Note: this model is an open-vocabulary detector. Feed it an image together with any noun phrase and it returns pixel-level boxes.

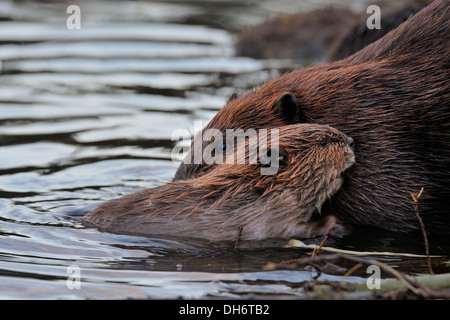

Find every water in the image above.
[0,0,448,300]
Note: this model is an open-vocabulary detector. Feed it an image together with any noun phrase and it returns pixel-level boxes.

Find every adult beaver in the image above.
[327,0,430,61]
[235,1,430,63]
[235,6,360,63]
[80,124,355,241]
[174,0,450,235]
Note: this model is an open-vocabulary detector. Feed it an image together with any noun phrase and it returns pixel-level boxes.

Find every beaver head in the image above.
[173,91,306,181]
[81,123,355,240]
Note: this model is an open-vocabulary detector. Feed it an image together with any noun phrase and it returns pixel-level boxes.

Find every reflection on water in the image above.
[0,0,447,299]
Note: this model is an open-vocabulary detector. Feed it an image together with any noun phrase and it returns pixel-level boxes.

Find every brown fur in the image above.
[235,1,430,63]
[80,124,355,241]
[327,0,430,62]
[235,7,359,62]
[174,0,450,235]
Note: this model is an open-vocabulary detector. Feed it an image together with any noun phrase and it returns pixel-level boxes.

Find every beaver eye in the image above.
[319,139,329,147]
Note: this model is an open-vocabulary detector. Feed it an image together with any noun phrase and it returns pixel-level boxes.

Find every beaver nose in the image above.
[347,136,355,151]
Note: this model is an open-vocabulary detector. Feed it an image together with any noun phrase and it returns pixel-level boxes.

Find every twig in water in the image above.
[288,239,439,258]
[342,262,363,280]
[307,235,329,279]
[411,187,433,274]
[311,235,328,258]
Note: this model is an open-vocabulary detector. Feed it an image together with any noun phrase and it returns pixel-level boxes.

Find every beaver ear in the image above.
[276,93,299,124]
[226,92,238,104]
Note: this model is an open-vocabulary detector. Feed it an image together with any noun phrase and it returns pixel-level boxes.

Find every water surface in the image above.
[0,0,447,300]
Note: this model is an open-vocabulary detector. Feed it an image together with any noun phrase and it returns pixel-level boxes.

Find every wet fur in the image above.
[81,124,355,241]
[174,0,450,235]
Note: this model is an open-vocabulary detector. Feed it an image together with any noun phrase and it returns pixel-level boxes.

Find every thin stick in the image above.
[342,262,363,280]
[311,235,328,258]
[411,187,433,274]
[288,239,440,258]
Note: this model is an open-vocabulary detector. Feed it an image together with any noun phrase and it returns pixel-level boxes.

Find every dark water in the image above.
[0,0,448,300]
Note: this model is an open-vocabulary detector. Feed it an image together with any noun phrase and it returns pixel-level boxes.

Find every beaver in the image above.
[235,1,430,63]
[174,0,450,235]
[327,0,430,62]
[235,7,360,63]
[80,124,355,241]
